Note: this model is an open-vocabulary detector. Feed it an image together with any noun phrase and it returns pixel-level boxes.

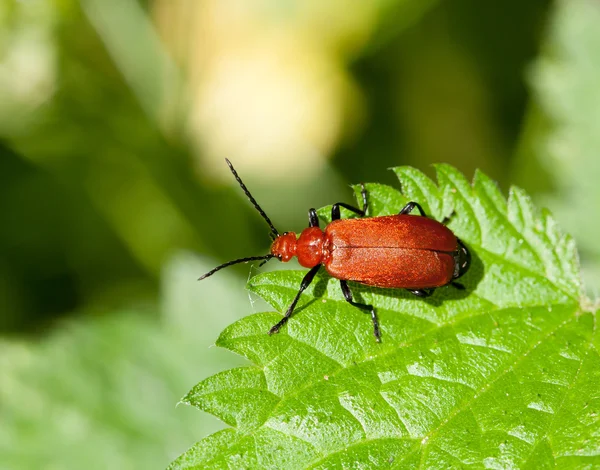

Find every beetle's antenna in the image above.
[198,254,275,281]
[225,159,280,240]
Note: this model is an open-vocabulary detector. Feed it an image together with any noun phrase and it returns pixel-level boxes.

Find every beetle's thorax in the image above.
[270,227,326,267]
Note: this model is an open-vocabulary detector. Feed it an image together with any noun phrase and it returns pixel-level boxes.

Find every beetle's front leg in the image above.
[269,265,321,335]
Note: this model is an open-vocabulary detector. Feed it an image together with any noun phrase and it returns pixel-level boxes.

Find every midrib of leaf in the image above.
[247,303,575,417]
[171,165,595,469]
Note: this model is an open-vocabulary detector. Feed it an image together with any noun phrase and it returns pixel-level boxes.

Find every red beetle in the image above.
[200,160,471,342]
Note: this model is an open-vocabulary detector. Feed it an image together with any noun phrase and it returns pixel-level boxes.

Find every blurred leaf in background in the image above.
[334,0,551,187]
[0,253,247,469]
[516,0,600,294]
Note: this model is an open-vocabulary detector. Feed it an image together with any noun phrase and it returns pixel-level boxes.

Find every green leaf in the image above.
[170,166,598,469]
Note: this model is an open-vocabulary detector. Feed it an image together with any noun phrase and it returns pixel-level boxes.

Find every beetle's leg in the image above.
[308,208,319,227]
[407,288,434,297]
[332,183,368,220]
[451,282,465,290]
[332,203,363,220]
[340,280,380,342]
[358,183,368,213]
[269,265,321,336]
[399,201,427,217]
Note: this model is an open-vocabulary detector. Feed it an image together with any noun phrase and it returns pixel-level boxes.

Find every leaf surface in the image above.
[171,166,599,469]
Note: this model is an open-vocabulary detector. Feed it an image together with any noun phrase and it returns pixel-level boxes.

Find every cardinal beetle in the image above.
[199,159,471,342]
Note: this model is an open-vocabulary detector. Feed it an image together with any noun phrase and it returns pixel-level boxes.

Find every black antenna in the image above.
[225,158,280,240]
[198,254,275,281]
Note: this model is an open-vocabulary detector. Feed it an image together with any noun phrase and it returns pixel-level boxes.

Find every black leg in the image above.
[340,280,380,342]
[451,282,465,290]
[440,208,460,225]
[332,184,368,221]
[308,208,319,227]
[399,201,427,217]
[269,265,321,335]
[407,288,434,298]
[358,183,368,214]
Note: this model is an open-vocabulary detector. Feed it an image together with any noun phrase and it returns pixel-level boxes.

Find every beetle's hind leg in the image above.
[401,201,457,225]
[340,280,380,342]
[332,183,368,220]
[407,288,434,297]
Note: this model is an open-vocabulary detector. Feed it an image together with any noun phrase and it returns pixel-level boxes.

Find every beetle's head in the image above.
[270,232,297,262]
[453,239,471,280]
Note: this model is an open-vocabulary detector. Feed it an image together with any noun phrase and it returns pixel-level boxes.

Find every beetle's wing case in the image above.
[324,214,457,289]
[326,214,457,250]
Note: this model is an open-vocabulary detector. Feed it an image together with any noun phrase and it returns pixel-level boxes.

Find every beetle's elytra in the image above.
[199,160,471,342]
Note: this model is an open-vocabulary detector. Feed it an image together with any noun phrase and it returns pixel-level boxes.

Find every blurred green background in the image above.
[1,0,599,468]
